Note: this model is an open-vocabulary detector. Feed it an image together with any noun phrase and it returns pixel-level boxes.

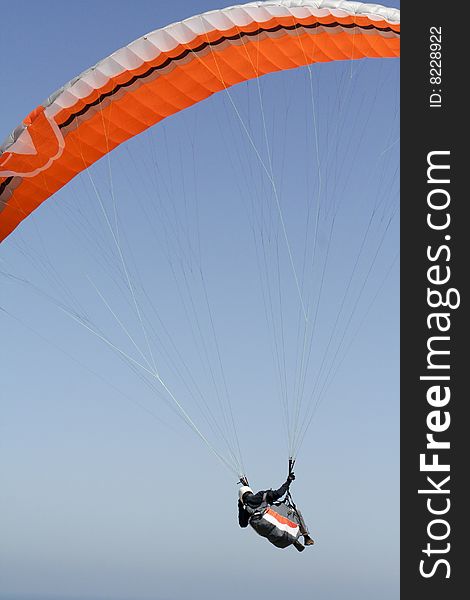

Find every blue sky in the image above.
[1,2,400,599]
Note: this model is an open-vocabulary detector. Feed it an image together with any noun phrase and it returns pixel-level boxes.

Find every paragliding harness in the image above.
[240,459,302,549]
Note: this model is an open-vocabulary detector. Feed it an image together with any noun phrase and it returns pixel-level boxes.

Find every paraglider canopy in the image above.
[0,0,399,242]
[1,0,399,483]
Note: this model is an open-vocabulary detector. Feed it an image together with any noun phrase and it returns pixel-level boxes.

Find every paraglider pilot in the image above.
[238,470,314,552]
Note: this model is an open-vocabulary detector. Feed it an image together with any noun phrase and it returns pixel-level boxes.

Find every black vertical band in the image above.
[401,2,465,598]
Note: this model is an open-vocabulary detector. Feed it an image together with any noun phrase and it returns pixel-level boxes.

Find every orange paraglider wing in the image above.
[0,0,399,242]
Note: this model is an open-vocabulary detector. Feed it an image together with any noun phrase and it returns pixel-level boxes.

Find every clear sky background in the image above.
[1,2,400,599]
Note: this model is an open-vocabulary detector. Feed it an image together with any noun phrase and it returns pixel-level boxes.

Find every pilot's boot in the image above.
[294,539,305,552]
[304,535,315,546]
